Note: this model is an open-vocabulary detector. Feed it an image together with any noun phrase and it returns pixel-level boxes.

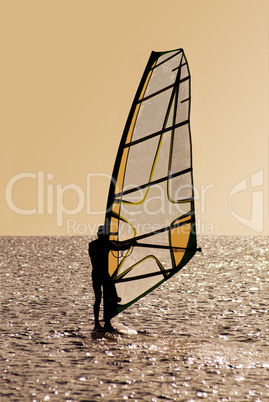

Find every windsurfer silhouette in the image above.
[88,225,135,332]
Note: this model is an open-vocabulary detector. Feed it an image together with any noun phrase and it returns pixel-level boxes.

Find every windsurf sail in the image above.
[104,48,199,317]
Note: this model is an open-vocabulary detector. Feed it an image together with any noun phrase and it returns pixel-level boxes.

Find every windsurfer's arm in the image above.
[110,239,137,251]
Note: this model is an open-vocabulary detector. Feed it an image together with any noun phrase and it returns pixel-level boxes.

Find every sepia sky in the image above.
[1,0,268,236]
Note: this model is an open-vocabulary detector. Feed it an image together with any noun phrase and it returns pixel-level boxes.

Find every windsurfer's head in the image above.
[97,225,107,237]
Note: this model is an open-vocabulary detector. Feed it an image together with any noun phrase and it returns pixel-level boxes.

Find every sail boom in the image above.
[130,217,193,242]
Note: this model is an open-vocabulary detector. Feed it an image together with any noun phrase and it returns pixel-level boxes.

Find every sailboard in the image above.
[104,48,199,318]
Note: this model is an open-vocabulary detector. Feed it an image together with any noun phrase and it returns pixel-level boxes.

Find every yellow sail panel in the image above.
[108,215,119,276]
[170,215,191,267]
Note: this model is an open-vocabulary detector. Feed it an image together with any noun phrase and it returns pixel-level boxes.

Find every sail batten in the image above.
[153,50,183,69]
[114,168,193,198]
[137,83,176,104]
[130,218,193,242]
[124,119,190,148]
[104,48,198,317]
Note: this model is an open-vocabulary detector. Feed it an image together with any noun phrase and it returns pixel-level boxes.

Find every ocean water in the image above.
[1,235,268,401]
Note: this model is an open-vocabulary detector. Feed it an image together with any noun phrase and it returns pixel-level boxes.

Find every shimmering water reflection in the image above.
[1,236,268,401]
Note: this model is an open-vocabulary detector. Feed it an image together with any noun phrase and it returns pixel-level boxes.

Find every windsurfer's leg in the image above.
[103,281,116,332]
[92,278,102,329]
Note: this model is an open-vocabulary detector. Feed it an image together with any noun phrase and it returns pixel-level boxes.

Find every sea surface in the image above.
[1,235,268,401]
